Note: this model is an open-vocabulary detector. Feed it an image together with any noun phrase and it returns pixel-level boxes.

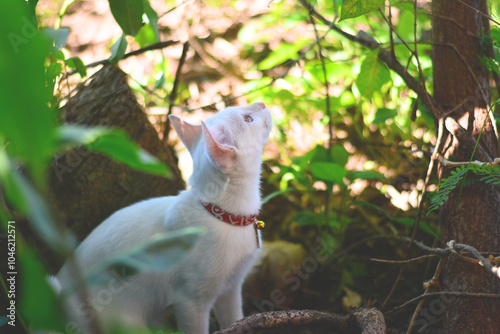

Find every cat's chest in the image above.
[209,221,260,276]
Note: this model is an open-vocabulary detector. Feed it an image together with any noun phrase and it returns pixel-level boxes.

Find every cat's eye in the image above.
[242,114,253,123]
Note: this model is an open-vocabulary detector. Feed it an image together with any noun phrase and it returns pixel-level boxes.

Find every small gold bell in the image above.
[256,220,265,230]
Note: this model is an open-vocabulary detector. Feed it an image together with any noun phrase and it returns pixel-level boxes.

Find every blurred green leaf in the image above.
[340,0,385,21]
[312,145,349,167]
[108,0,144,36]
[357,49,391,99]
[135,23,158,47]
[0,147,61,249]
[65,56,87,77]
[0,0,54,186]
[372,108,398,124]
[57,125,171,176]
[19,248,65,331]
[310,162,347,184]
[109,34,128,64]
[143,0,159,42]
[292,211,323,226]
[258,41,308,70]
[331,145,350,167]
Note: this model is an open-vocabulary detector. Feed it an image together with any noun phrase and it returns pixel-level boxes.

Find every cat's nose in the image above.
[252,102,266,109]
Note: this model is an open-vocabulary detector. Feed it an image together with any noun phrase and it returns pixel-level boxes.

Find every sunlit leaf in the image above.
[357,49,391,99]
[340,0,385,21]
[108,0,144,36]
[135,23,158,47]
[143,0,159,42]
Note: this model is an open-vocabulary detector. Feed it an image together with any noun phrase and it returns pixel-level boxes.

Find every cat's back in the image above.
[58,195,178,284]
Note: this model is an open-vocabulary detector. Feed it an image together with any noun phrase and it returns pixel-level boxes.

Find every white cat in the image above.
[54,102,272,333]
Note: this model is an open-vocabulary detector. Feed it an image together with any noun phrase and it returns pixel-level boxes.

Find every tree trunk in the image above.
[432,0,500,333]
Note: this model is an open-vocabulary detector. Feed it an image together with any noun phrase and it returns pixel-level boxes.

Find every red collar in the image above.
[202,202,258,226]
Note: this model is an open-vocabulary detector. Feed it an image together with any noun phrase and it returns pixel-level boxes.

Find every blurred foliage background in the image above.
[1,0,500,333]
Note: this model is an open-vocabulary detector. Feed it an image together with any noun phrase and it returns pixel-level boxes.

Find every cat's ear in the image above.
[169,115,202,152]
[201,121,238,172]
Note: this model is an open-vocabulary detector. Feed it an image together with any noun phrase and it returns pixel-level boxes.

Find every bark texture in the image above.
[49,64,185,245]
[432,0,500,333]
[214,308,386,334]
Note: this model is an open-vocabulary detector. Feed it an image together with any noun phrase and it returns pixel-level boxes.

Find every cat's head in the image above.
[169,102,272,182]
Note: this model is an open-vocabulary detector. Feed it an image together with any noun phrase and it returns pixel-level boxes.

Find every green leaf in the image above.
[143,0,159,42]
[372,108,398,124]
[310,162,347,184]
[258,41,308,70]
[135,23,158,47]
[340,0,385,21]
[88,228,203,285]
[28,0,39,9]
[19,248,65,331]
[65,56,87,77]
[350,170,386,180]
[311,145,349,167]
[356,49,391,99]
[57,125,171,176]
[109,34,128,64]
[0,150,61,249]
[331,145,350,167]
[108,0,144,36]
[292,211,323,226]
[0,1,54,186]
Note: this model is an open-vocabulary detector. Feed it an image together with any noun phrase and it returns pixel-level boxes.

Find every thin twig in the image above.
[381,118,445,309]
[308,7,333,233]
[64,40,180,78]
[378,7,414,55]
[436,154,500,167]
[454,0,500,26]
[158,0,194,18]
[386,291,500,315]
[406,258,445,334]
[371,254,437,264]
[163,42,189,141]
[387,2,395,57]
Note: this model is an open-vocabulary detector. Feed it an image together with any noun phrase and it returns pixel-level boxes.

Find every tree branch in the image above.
[214,308,386,334]
[65,40,180,78]
[163,42,189,141]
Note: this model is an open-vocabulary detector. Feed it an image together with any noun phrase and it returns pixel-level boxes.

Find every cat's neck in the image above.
[190,169,262,216]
